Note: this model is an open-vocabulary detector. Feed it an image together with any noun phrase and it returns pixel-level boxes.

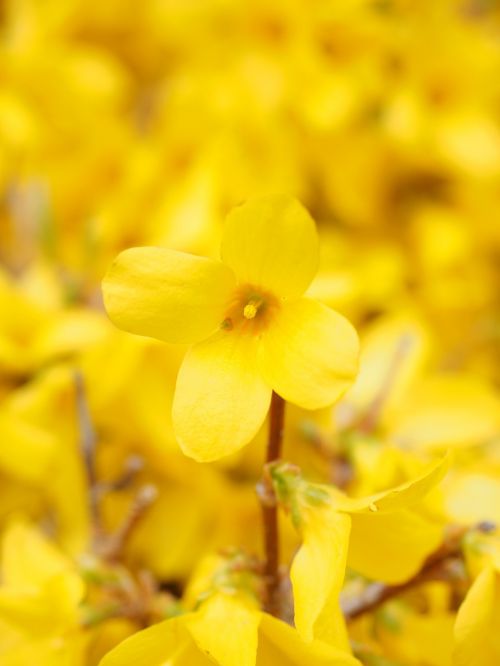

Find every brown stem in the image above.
[96,455,144,496]
[266,392,286,464]
[98,485,158,563]
[260,392,285,617]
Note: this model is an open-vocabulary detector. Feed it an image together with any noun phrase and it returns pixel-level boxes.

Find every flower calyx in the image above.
[268,461,331,529]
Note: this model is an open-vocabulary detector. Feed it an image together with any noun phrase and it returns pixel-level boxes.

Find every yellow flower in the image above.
[454,535,500,665]
[388,373,500,452]
[99,590,360,666]
[0,262,109,378]
[103,194,359,461]
[0,520,86,662]
[274,455,449,646]
[373,602,455,666]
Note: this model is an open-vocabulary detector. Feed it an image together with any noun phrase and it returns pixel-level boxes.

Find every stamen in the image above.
[243,302,259,319]
[221,287,274,331]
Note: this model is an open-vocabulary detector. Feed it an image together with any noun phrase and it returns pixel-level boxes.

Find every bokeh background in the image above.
[1,1,500,664]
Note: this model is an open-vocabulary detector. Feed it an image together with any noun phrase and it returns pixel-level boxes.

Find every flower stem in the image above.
[261,391,285,617]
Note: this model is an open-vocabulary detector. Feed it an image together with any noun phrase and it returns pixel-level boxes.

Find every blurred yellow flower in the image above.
[0,520,86,663]
[1,0,499,663]
[454,534,500,665]
[103,194,359,461]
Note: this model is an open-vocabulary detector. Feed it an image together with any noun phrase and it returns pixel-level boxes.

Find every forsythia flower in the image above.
[271,455,449,647]
[103,194,359,461]
[0,520,85,663]
[99,590,361,666]
[454,533,500,665]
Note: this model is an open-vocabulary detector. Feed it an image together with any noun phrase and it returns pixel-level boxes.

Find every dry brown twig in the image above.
[74,371,161,625]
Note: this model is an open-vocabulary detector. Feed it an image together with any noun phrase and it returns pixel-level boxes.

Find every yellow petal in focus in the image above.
[259,298,359,410]
[187,593,259,666]
[102,247,236,344]
[99,616,194,666]
[258,613,360,665]
[172,331,271,461]
[332,454,449,514]
[221,194,319,299]
[312,592,352,654]
[291,508,351,647]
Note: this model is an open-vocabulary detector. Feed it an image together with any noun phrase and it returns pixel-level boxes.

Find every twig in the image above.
[97,455,145,495]
[358,333,413,434]
[259,392,286,617]
[98,484,158,563]
[74,371,156,560]
[74,370,102,540]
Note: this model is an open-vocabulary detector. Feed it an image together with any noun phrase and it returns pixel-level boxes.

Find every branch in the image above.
[74,370,102,539]
[99,484,158,562]
[358,333,414,434]
[259,392,286,617]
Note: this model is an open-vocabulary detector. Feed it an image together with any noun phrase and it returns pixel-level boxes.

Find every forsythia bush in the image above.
[1,1,500,665]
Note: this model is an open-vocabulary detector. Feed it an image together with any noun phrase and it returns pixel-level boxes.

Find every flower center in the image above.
[243,298,263,320]
[221,286,279,334]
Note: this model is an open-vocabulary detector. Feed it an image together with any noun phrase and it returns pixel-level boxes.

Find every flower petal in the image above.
[258,614,360,666]
[331,454,449,514]
[172,331,271,461]
[445,474,500,526]
[99,616,195,666]
[2,521,77,591]
[221,195,319,298]
[454,566,500,665]
[258,298,359,410]
[0,413,56,482]
[291,508,351,648]
[341,313,431,421]
[103,247,236,344]
[187,593,259,666]
[348,509,442,584]
[389,374,500,451]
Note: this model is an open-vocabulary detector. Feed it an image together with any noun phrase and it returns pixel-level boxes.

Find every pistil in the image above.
[243,298,263,320]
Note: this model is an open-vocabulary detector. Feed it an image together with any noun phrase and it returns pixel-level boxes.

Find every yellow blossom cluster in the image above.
[1,1,500,665]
